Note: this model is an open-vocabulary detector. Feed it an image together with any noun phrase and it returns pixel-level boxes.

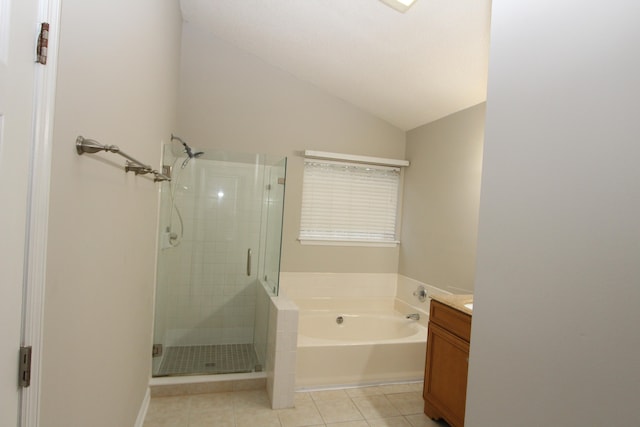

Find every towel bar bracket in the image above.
[76,135,170,182]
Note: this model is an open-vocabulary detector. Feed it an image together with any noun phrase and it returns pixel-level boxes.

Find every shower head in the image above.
[171,134,205,167]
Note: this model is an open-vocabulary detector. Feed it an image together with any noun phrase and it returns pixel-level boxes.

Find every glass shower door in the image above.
[253,157,287,368]
[152,147,285,377]
[262,157,287,295]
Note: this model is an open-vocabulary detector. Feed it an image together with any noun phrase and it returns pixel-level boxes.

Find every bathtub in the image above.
[295,304,428,388]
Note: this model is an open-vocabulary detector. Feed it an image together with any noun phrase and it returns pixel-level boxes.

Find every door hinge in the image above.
[36,23,49,65]
[19,346,32,388]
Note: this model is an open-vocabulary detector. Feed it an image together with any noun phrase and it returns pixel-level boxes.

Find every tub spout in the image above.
[406,313,420,321]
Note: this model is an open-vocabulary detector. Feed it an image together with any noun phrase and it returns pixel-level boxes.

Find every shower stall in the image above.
[152,140,286,377]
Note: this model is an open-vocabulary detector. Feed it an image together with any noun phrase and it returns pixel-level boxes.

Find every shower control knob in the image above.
[413,286,427,302]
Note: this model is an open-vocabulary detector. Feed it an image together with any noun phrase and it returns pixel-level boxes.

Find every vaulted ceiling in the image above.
[180,0,491,130]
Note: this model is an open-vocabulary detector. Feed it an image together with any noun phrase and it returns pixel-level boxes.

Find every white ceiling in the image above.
[179,0,491,131]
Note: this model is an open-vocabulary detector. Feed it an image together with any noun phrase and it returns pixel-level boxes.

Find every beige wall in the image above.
[177,24,406,273]
[399,104,485,293]
[466,1,640,426]
[41,1,182,426]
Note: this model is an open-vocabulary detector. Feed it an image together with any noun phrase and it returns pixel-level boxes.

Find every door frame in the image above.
[19,0,60,425]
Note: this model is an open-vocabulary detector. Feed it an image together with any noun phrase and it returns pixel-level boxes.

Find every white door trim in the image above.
[20,0,60,425]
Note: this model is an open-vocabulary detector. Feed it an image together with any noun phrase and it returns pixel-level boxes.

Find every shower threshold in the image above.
[155,343,260,377]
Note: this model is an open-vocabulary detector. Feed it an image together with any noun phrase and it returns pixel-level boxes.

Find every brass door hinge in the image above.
[19,346,32,388]
[37,23,49,65]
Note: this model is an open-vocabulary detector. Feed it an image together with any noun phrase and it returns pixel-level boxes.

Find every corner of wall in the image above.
[398,103,486,294]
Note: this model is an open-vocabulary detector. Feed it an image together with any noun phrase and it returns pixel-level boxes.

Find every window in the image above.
[299,153,406,246]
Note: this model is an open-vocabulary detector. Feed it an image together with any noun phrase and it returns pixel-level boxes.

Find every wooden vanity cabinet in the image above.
[423,300,472,427]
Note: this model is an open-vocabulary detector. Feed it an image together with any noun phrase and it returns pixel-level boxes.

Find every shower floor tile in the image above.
[156,344,258,376]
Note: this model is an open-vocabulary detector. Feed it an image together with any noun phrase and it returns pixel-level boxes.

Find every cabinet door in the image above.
[423,322,470,427]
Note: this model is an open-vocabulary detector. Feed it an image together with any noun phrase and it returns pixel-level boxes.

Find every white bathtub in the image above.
[295,306,428,388]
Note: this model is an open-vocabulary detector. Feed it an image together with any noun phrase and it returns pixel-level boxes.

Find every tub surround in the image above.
[279,272,398,299]
[279,272,469,389]
[293,297,395,312]
[283,273,431,389]
[396,275,456,323]
[279,273,457,338]
[280,272,454,305]
[430,293,473,316]
[278,273,470,332]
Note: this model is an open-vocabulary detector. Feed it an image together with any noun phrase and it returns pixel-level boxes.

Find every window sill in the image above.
[298,238,400,248]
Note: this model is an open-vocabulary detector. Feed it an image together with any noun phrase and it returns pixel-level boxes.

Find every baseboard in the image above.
[134,387,151,427]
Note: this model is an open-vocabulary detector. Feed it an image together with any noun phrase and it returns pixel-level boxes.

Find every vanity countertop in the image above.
[430,293,473,316]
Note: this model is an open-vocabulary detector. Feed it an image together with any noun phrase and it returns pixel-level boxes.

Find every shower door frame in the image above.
[153,153,274,377]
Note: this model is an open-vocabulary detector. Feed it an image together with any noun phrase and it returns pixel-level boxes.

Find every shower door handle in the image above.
[246,248,252,277]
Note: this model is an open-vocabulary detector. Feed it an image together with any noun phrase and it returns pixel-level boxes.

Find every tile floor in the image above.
[144,382,450,427]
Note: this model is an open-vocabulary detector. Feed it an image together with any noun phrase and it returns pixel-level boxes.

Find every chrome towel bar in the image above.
[75,136,170,182]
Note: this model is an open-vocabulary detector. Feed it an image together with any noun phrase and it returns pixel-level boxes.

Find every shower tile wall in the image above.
[160,160,264,348]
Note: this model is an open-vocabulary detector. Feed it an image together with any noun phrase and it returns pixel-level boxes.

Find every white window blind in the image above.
[300,159,401,244]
